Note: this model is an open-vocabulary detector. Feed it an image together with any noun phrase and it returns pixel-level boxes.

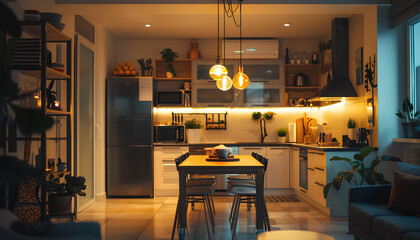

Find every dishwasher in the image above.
[188,145,239,191]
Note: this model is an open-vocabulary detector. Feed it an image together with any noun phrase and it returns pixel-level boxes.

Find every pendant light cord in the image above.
[239,1,242,67]
[223,3,226,63]
[217,0,220,63]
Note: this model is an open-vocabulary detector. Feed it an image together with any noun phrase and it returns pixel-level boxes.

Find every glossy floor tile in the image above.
[78,195,354,240]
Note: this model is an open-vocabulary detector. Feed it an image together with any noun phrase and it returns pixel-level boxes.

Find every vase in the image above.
[166,72,173,78]
[187,129,201,143]
[348,128,357,140]
[187,41,201,59]
[278,136,287,143]
[409,123,420,138]
[402,122,412,138]
[48,195,72,215]
[141,69,152,77]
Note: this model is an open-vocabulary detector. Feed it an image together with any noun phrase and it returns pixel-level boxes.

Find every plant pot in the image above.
[278,136,287,143]
[187,129,201,143]
[141,69,153,77]
[48,195,72,216]
[409,123,420,138]
[348,128,357,140]
[166,72,173,78]
[402,122,412,138]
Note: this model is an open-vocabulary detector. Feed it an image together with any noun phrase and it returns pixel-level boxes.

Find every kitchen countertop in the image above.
[153,142,376,152]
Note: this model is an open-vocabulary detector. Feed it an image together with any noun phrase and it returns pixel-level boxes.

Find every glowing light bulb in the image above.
[233,66,249,90]
[216,75,233,91]
[209,64,228,80]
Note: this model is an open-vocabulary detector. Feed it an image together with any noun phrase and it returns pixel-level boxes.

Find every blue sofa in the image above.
[348,163,420,240]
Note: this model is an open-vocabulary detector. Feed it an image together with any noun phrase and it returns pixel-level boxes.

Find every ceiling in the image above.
[57,4,374,40]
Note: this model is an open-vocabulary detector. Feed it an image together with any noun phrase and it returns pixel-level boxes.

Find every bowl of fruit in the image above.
[112,62,138,77]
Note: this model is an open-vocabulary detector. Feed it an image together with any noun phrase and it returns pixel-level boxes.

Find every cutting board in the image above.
[296,117,317,143]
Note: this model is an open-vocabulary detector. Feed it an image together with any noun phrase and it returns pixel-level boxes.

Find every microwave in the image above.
[156,90,184,106]
[154,125,185,143]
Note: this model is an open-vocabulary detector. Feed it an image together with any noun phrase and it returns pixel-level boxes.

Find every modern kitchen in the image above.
[2,0,418,240]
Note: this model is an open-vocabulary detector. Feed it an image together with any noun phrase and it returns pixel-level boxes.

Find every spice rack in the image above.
[205,113,227,130]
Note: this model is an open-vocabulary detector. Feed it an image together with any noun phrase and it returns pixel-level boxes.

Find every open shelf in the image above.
[21,21,71,42]
[154,59,192,79]
[393,138,420,144]
[46,109,70,116]
[154,77,192,81]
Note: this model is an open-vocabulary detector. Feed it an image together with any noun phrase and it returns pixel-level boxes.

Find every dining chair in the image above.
[228,156,271,239]
[227,152,260,181]
[171,155,216,240]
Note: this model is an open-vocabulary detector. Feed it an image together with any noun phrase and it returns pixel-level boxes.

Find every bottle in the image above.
[312,52,318,64]
[285,48,290,64]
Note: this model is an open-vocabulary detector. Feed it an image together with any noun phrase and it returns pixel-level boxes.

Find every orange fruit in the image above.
[126,62,132,66]
[119,62,125,67]
[122,66,129,70]
[116,66,122,71]
[129,66,134,70]
[124,70,131,75]
[118,70,124,75]
[131,70,137,76]
[112,70,118,76]
[112,66,118,71]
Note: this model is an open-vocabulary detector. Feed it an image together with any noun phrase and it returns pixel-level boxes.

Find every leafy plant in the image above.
[159,48,178,77]
[251,112,262,121]
[396,97,419,124]
[323,146,401,198]
[263,111,276,121]
[347,118,356,128]
[184,118,203,129]
[137,58,153,70]
[47,174,86,197]
[276,128,287,137]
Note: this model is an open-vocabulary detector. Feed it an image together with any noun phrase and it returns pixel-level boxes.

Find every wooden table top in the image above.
[257,230,335,240]
[179,155,264,168]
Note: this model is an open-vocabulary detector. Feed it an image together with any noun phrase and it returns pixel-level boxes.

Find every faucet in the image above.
[260,118,267,143]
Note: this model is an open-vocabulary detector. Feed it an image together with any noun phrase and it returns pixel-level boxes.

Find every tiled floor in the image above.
[78,195,353,240]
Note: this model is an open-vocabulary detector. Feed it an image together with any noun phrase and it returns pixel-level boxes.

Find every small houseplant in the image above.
[347,118,357,140]
[137,58,153,77]
[47,174,86,215]
[323,146,400,198]
[159,48,178,78]
[251,112,262,122]
[184,118,203,143]
[263,111,276,122]
[396,97,420,138]
[277,128,287,143]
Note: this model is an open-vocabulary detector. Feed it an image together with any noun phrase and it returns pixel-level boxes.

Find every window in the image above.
[409,19,420,111]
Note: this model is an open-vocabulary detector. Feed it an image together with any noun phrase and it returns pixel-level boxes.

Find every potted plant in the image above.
[251,112,262,122]
[47,174,86,215]
[323,146,400,198]
[277,128,287,143]
[396,97,420,138]
[347,118,357,140]
[184,118,203,143]
[263,111,276,122]
[137,58,153,77]
[159,48,178,78]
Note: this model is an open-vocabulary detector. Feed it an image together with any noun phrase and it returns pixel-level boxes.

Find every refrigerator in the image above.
[106,77,154,197]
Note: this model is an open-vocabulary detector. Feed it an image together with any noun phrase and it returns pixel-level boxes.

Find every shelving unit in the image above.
[284,63,321,105]
[9,20,73,221]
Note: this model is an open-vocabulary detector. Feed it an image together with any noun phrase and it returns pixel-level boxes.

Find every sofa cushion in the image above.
[387,171,420,216]
[372,216,420,240]
[402,232,420,240]
[349,203,400,231]
[398,162,420,176]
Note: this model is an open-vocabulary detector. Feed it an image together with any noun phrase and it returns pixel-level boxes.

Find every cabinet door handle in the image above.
[269,147,287,150]
[315,182,325,187]
[314,166,325,171]
[307,167,314,171]
[243,147,263,150]
[207,105,224,107]
[308,151,324,155]
[251,104,269,107]
[162,147,183,150]
[299,189,307,193]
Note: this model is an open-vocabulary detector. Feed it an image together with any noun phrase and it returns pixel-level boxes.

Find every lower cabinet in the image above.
[290,147,300,190]
[307,150,326,206]
[154,146,188,196]
[239,146,289,189]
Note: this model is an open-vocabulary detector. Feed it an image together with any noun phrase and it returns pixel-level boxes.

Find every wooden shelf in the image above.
[393,138,420,144]
[154,78,192,81]
[285,64,321,67]
[21,22,71,42]
[13,67,70,80]
[154,59,192,79]
[46,109,70,116]
[286,86,319,91]
[46,171,71,179]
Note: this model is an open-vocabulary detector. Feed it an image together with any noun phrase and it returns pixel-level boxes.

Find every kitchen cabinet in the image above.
[239,146,289,188]
[265,147,289,188]
[307,150,326,206]
[154,146,188,196]
[290,147,300,190]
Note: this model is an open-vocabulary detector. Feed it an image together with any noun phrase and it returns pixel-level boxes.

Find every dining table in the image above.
[177,154,265,238]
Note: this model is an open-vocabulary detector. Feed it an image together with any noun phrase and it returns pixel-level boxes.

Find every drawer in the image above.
[308,150,326,168]
[162,171,179,184]
[314,166,326,184]
[162,159,177,172]
[312,181,327,206]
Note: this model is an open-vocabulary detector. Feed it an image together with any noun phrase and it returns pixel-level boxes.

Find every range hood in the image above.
[310,18,358,102]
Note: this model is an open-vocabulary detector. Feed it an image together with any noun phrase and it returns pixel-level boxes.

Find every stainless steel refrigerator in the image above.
[106,77,153,197]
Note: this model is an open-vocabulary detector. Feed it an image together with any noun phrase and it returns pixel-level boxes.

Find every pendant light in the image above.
[232,0,249,90]
[209,0,228,81]
[217,0,233,91]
